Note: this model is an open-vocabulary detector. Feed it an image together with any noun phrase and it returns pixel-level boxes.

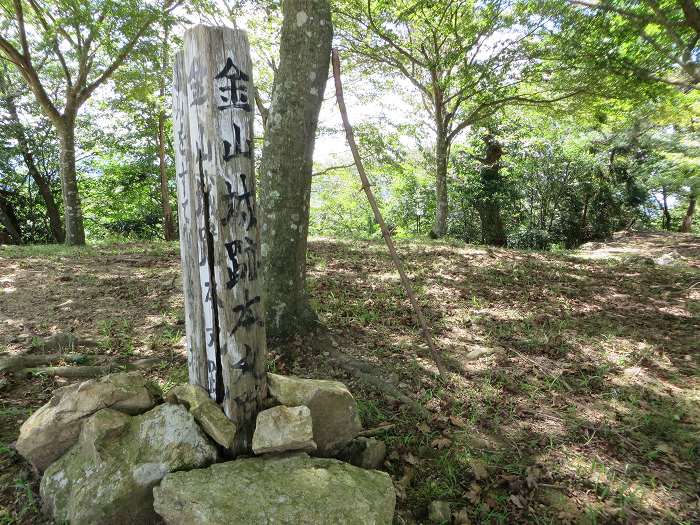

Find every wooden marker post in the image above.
[173,25,267,452]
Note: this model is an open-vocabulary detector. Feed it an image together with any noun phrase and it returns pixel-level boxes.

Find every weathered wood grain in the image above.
[173,50,208,390]
[175,25,267,452]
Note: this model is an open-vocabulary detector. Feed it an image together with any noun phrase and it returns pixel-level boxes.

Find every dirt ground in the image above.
[1,231,698,524]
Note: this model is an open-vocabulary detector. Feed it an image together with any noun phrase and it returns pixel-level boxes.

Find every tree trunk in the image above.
[157,118,175,240]
[158,20,176,241]
[32,168,64,243]
[0,198,21,243]
[478,200,506,246]
[259,0,333,338]
[431,127,449,238]
[56,117,85,245]
[661,186,672,230]
[679,191,696,233]
[477,135,507,246]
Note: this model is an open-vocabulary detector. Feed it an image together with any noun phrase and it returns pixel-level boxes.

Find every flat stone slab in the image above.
[166,384,236,449]
[153,453,396,525]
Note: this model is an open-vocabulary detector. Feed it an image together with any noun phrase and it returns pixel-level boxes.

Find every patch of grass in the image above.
[0,243,96,260]
[160,365,188,393]
[97,318,135,356]
[356,398,387,427]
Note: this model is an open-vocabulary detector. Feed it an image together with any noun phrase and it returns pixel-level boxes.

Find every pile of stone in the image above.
[15,371,394,524]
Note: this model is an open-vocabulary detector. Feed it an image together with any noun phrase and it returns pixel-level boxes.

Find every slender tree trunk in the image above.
[660,186,672,230]
[477,135,506,246]
[157,118,175,240]
[679,191,696,233]
[30,166,64,243]
[56,116,85,245]
[579,193,590,243]
[0,198,21,243]
[431,127,449,238]
[158,20,176,241]
[259,0,333,337]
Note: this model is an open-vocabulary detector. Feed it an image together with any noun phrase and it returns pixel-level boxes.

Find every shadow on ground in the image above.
[0,232,698,524]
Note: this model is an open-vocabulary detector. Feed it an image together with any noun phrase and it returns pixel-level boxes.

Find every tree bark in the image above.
[157,117,175,240]
[158,20,176,241]
[431,127,449,238]
[56,116,85,245]
[660,186,672,230]
[259,0,333,338]
[30,162,64,243]
[679,191,696,232]
[477,135,507,246]
[0,197,21,243]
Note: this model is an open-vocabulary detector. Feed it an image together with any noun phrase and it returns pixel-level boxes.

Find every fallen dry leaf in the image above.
[509,494,526,509]
[466,482,481,504]
[431,436,452,449]
[452,508,472,524]
[404,452,420,465]
[449,415,468,428]
[526,466,540,489]
[417,422,431,434]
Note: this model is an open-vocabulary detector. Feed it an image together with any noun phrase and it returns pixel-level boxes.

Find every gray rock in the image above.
[428,500,452,523]
[338,437,386,470]
[252,405,316,454]
[153,453,395,525]
[40,403,217,525]
[16,372,159,471]
[166,384,236,449]
[654,251,682,266]
[267,373,362,455]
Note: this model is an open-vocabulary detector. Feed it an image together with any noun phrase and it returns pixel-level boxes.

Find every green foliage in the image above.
[0,0,697,249]
[0,68,62,244]
[80,157,166,240]
[509,228,552,250]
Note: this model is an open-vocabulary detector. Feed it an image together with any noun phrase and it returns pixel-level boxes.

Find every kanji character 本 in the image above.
[214,57,251,111]
[231,289,261,334]
[222,175,257,231]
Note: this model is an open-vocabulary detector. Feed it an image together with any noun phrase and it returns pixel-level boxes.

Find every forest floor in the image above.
[0,230,698,524]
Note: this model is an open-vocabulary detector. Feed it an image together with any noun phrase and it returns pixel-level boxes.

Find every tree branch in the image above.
[0,35,61,123]
[312,163,355,177]
[77,16,156,106]
[25,0,73,89]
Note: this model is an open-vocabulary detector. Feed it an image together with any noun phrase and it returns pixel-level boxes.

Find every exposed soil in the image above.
[1,231,698,524]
